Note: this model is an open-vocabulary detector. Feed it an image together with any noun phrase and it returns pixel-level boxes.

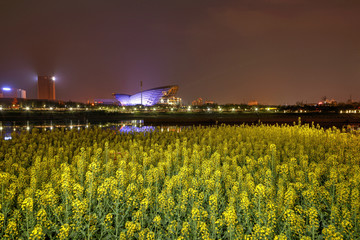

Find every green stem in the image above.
[87,179,93,240]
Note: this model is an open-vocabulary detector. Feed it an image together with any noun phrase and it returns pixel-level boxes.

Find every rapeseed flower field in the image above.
[0,124,359,239]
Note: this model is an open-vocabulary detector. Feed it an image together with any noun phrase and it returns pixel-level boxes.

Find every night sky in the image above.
[0,0,359,104]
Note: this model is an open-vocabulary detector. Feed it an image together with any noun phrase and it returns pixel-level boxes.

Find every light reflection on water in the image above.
[119,125,156,133]
[0,120,182,140]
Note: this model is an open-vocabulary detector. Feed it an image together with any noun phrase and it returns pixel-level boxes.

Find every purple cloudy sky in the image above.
[0,0,359,104]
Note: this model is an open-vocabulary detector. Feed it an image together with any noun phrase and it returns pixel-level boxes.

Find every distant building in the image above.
[18,89,26,98]
[192,98,216,106]
[38,76,55,100]
[318,98,337,106]
[192,98,203,106]
[204,100,215,105]
[248,100,258,106]
[114,85,179,106]
[94,99,120,105]
[159,96,182,105]
[0,87,26,99]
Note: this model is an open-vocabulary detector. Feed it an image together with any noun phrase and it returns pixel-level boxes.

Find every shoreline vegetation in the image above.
[1,111,360,128]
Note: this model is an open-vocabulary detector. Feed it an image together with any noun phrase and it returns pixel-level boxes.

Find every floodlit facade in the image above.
[160,96,182,105]
[38,76,55,100]
[0,87,26,99]
[114,85,179,106]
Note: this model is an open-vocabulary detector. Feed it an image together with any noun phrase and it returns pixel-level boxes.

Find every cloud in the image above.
[208,1,360,37]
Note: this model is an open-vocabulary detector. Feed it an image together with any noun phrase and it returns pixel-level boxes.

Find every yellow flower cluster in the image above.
[57,223,71,240]
[21,197,33,212]
[0,213,4,228]
[0,124,360,238]
[29,224,45,240]
[3,219,18,238]
[323,224,344,240]
[104,213,113,230]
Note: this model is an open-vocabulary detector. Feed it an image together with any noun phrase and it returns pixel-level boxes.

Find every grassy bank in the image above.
[1,110,360,128]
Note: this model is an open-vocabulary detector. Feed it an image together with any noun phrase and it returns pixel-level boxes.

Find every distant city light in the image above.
[52,76,56,81]
[2,87,11,91]
[49,107,53,110]
[25,107,30,111]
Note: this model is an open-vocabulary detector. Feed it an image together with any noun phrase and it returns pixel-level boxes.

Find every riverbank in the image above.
[1,110,360,128]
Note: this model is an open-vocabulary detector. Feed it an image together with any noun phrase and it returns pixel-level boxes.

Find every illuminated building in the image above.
[248,100,258,106]
[0,87,26,99]
[160,96,182,105]
[114,85,179,106]
[38,76,55,100]
[192,98,203,106]
[192,98,215,105]
[94,99,120,105]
